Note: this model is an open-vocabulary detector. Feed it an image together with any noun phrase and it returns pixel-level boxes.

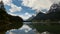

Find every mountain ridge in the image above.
[31,3,60,22]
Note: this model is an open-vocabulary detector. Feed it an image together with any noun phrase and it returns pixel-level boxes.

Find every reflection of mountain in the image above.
[6,25,36,34]
[32,3,60,22]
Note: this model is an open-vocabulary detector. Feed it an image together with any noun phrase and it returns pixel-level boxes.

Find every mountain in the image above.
[32,12,46,21]
[32,2,60,34]
[0,1,23,33]
[48,3,60,21]
[32,2,60,22]
[26,15,35,22]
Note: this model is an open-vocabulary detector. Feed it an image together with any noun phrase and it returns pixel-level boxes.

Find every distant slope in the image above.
[27,15,35,22]
[32,3,60,22]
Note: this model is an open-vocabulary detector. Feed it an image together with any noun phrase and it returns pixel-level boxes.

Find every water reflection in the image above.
[6,22,36,34]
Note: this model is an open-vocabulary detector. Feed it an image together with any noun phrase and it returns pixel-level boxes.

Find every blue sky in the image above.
[2,0,59,20]
[3,0,37,20]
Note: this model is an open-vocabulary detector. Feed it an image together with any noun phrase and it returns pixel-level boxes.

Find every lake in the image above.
[6,22,37,34]
[6,22,51,34]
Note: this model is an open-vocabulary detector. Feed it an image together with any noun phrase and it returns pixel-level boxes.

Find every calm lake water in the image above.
[6,22,36,34]
[6,22,50,34]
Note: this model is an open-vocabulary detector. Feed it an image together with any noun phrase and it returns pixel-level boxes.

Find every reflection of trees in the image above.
[32,23,60,34]
[0,1,23,34]
[32,2,60,34]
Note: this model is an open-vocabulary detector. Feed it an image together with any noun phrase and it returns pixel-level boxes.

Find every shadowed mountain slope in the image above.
[0,1,23,34]
[32,2,60,22]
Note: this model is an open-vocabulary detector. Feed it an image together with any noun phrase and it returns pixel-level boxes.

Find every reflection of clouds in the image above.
[41,31,50,34]
[19,24,32,32]
[6,25,36,34]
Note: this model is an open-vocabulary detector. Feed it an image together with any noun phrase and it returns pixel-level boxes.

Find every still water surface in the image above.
[6,22,36,34]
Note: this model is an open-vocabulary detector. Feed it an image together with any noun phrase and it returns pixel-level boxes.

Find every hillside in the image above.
[0,1,23,33]
[32,3,60,23]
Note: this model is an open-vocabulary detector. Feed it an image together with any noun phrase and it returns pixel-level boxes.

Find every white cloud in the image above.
[7,12,32,20]
[22,0,52,12]
[19,12,32,20]
[3,0,22,12]
[50,0,60,3]
[9,4,22,12]
[8,13,17,16]
[8,12,32,20]
[3,0,12,6]
[0,0,1,1]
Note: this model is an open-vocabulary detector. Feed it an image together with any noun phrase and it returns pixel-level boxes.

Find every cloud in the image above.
[9,12,32,20]
[9,4,22,12]
[0,0,1,1]
[22,0,52,12]
[3,0,22,12]
[3,0,12,6]
[50,0,60,3]
[8,13,17,16]
[3,0,32,20]
[19,12,32,20]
